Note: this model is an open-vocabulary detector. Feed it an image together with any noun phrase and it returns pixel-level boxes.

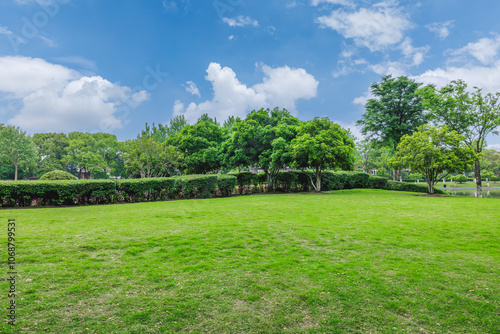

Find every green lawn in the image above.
[1,190,499,333]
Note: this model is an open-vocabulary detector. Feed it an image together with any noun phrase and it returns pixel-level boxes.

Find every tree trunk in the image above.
[14,159,18,181]
[475,160,483,198]
[315,168,321,192]
[265,168,273,191]
[427,180,434,194]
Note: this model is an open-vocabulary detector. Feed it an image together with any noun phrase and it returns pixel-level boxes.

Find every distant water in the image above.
[445,189,500,198]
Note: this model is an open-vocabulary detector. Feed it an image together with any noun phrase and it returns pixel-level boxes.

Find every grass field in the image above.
[1,190,499,333]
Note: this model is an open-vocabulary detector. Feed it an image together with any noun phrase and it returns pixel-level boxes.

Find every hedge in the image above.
[0,175,238,208]
[0,171,446,208]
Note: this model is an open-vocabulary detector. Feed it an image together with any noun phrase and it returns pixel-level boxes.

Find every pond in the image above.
[444,188,500,198]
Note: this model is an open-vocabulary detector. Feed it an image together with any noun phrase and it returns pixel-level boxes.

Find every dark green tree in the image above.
[357,75,428,152]
[291,117,355,191]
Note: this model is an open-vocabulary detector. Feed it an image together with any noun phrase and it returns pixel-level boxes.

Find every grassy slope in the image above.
[0,190,498,333]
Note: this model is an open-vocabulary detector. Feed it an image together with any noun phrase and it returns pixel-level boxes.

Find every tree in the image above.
[0,125,38,180]
[389,125,476,194]
[122,136,183,178]
[32,132,70,176]
[291,117,355,191]
[357,75,428,152]
[222,108,300,188]
[356,140,391,173]
[62,133,122,179]
[166,115,226,174]
[418,80,500,197]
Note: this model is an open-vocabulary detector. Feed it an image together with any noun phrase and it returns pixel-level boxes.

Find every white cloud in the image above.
[448,34,500,66]
[228,35,236,41]
[183,81,200,97]
[0,25,26,46]
[426,21,453,40]
[411,60,500,93]
[316,1,412,52]
[223,16,259,27]
[311,0,354,6]
[173,62,318,123]
[0,56,149,132]
[400,37,429,66]
[334,120,363,140]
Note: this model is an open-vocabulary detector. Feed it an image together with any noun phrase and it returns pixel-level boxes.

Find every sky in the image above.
[1,0,500,148]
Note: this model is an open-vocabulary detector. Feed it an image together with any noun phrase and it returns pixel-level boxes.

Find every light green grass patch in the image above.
[0,189,498,333]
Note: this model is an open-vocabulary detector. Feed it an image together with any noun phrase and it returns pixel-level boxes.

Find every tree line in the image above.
[1,75,500,195]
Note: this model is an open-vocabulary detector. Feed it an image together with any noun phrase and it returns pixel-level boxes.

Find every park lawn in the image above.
[0,189,499,333]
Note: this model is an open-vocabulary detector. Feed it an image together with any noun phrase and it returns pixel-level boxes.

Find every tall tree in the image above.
[357,75,428,151]
[389,125,476,194]
[291,117,355,191]
[0,125,38,180]
[166,115,226,174]
[418,80,500,197]
[32,133,70,176]
[223,108,300,188]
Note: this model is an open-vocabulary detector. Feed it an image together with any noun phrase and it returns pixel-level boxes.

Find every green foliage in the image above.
[455,174,467,183]
[122,136,183,178]
[217,174,237,197]
[389,125,476,194]
[357,75,428,151]
[167,117,227,174]
[0,125,38,180]
[375,167,389,177]
[418,80,500,195]
[175,174,218,199]
[0,174,237,207]
[292,117,355,191]
[40,170,78,181]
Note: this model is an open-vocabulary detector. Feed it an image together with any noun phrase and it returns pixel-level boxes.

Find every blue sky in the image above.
[1,0,500,147]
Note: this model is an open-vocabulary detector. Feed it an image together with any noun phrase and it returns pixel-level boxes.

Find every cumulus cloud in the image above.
[173,62,318,123]
[316,1,412,52]
[223,16,259,27]
[0,56,149,132]
[448,34,500,66]
[426,21,453,40]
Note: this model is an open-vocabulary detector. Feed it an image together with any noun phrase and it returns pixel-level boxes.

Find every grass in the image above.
[1,189,499,333]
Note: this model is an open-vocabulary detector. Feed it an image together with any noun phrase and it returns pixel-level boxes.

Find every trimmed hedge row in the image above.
[0,171,445,208]
[0,175,237,208]
[229,171,445,195]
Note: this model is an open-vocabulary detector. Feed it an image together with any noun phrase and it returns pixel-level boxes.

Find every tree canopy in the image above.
[357,75,428,152]
[389,125,476,194]
[418,80,500,197]
[0,125,38,181]
[292,117,355,191]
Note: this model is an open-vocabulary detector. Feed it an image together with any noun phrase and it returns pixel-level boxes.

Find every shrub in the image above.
[118,178,176,202]
[217,175,237,197]
[455,175,467,184]
[40,170,77,181]
[367,176,389,189]
[28,176,40,181]
[174,175,218,199]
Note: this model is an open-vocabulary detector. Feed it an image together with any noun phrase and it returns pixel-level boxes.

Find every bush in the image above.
[455,175,467,183]
[28,176,40,181]
[175,175,218,199]
[40,170,78,181]
[217,175,237,197]
[367,176,389,189]
[0,180,116,207]
[118,178,176,202]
